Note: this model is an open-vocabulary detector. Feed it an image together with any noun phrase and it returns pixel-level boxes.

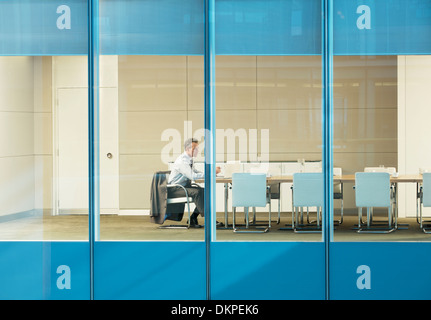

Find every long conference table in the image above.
[197,174,424,231]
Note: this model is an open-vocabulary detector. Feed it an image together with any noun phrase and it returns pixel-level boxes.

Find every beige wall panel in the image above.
[334,108,397,153]
[189,110,258,162]
[34,155,53,210]
[118,55,187,111]
[0,156,34,215]
[120,154,167,209]
[333,152,398,175]
[257,109,321,154]
[268,153,322,162]
[217,109,257,130]
[257,56,321,110]
[216,110,257,161]
[0,57,34,112]
[34,113,52,155]
[100,55,118,88]
[119,111,187,154]
[0,112,34,157]
[398,56,431,217]
[404,55,431,172]
[187,56,204,111]
[184,111,205,161]
[53,56,87,88]
[187,110,204,132]
[333,56,397,110]
[215,56,256,110]
[33,56,52,113]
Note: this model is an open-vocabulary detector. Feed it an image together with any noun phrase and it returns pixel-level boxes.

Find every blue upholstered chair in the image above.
[291,172,323,233]
[232,173,271,233]
[420,172,431,233]
[354,172,395,233]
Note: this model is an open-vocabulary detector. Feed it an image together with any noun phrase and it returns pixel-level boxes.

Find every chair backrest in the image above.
[292,172,323,207]
[423,173,431,207]
[355,172,390,207]
[232,173,267,208]
[333,168,342,193]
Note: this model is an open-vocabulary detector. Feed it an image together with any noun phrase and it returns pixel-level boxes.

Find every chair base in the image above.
[421,221,431,233]
[355,220,395,233]
[294,226,321,233]
[233,226,270,233]
[158,224,190,229]
[232,206,271,233]
[357,227,396,234]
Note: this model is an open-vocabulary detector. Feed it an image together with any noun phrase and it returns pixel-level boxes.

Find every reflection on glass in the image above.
[214,55,322,241]
[98,55,205,241]
[98,0,205,241]
[332,55,431,242]
[0,56,89,240]
[213,0,323,241]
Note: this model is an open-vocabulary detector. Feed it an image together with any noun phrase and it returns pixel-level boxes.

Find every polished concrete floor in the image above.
[0,210,430,242]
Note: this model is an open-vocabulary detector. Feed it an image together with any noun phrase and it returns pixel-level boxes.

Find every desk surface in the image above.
[334,174,422,183]
[203,174,423,184]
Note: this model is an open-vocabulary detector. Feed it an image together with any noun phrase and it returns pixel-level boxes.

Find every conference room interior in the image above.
[1,52,430,242]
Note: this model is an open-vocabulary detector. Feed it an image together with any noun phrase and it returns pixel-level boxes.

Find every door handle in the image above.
[107,153,113,159]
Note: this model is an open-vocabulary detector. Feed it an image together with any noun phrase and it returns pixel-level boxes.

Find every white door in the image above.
[99,87,119,213]
[56,87,119,214]
[57,88,88,213]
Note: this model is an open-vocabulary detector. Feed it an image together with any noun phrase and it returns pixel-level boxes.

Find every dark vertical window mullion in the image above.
[204,0,216,300]
[88,0,100,301]
[322,0,334,300]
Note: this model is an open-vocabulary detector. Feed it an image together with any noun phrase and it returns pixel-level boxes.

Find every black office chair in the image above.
[333,167,344,225]
[150,171,195,229]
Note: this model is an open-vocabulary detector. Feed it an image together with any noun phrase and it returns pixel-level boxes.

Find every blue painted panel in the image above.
[330,242,431,300]
[99,0,204,55]
[94,241,206,300]
[0,242,90,300]
[211,242,325,300]
[333,0,431,55]
[3,0,431,56]
[215,0,321,55]
[0,0,88,55]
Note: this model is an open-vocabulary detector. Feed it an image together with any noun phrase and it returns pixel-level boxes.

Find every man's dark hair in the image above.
[184,138,198,151]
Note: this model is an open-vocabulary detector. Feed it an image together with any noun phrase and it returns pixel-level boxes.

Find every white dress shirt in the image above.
[168,152,204,186]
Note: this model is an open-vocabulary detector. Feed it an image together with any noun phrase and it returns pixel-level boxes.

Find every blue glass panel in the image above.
[94,242,206,300]
[0,0,88,55]
[0,242,90,300]
[99,0,204,55]
[330,243,431,300]
[3,0,431,56]
[211,242,325,299]
[334,0,431,55]
[215,0,321,55]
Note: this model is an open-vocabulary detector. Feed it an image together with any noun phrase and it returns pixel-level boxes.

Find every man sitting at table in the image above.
[168,138,221,227]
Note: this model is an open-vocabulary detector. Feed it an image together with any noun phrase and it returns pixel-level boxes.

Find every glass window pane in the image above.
[98,0,205,241]
[0,2,88,241]
[214,0,323,241]
[0,0,90,300]
[332,1,431,242]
